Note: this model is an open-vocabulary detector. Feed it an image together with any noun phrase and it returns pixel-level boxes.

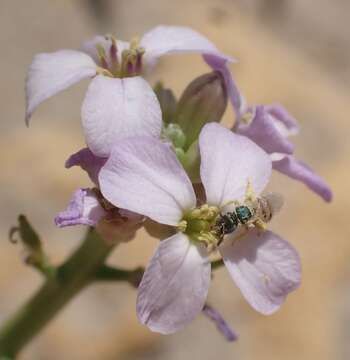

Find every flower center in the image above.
[96,35,145,78]
[178,204,220,247]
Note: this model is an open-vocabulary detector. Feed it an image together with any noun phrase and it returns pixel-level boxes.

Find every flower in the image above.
[98,123,301,334]
[235,104,333,202]
[55,188,144,243]
[25,26,233,157]
[58,148,144,242]
[55,188,106,227]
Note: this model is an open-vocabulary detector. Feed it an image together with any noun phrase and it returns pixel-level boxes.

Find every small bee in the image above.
[214,192,284,242]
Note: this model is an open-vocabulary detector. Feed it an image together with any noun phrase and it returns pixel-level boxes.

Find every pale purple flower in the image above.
[98,123,301,334]
[25,25,232,157]
[235,104,332,202]
[55,188,106,227]
[55,188,144,243]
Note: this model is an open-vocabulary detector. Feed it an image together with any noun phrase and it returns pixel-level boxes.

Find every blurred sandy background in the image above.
[0,0,349,358]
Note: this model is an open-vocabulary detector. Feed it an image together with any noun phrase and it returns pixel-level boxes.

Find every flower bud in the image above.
[17,215,42,253]
[9,215,55,278]
[175,71,228,149]
[162,123,186,149]
[154,82,177,124]
[179,140,201,183]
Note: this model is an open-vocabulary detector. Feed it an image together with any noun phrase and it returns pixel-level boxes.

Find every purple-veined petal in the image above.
[220,230,301,315]
[137,233,211,334]
[203,54,244,119]
[99,137,196,226]
[65,148,107,186]
[140,25,233,68]
[236,106,294,155]
[81,35,130,67]
[265,103,299,136]
[272,155,332,202]
[199,123,272,207]
[55,188,106,227]
[82,75,162,157]
[202,304,238,342]
[25,50,97,124]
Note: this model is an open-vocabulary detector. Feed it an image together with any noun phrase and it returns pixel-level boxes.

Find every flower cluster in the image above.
[26,25,331,339]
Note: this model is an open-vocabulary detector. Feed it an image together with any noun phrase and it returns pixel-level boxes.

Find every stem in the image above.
[211,259,224,270]
[0,229,114,358]
[95,265,144,287]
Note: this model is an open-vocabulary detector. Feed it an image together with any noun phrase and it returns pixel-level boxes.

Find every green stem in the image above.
[95,265,144,287]
[211,259,224,270]
[0,229,114,358]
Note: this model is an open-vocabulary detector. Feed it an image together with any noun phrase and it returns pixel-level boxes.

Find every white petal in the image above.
[140,25,232,67]
[137,233,211,334]
[99,137,196,226]
[199,123,272,207]
[81,75,162,157]
[220,230,301,314]
[25,50,97,124]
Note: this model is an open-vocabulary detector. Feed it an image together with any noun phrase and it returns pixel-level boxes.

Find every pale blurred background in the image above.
[0,0,349,359]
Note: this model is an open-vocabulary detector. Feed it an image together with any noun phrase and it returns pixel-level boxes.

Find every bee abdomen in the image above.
[216,212,239,235]
[255,197,272,222]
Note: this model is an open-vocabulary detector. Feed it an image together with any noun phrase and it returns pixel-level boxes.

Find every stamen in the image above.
[121,49,130,76]
[180,205,220,248]
[126,59,135,76]
[109,36,119,75]
[96,44,109,70]
[130,36,140,49]
[135,47,145,74]
[177,220,187,232]
[96,35,144,78]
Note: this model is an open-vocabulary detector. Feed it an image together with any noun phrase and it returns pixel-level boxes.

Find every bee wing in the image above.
[264,192,284,215]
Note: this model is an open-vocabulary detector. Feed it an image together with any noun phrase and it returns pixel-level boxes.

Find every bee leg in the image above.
[244,179,256,202]
[221,200,239,208]
[254,219,267,232]
[206,243,215,253]
[217,235,224,246]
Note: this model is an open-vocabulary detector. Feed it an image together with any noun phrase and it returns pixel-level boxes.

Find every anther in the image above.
[130,36,140,49]
[96,44,109,70]
[109,36,119,75]
[135,47,145,74]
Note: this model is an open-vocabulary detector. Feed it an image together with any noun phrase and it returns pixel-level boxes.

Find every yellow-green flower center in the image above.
[96,35,145,78]
[178,204,220,247]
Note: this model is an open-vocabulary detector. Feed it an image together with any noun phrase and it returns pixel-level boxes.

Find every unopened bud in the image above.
[17,215,42,253]
[154,82,177,124]
[178,140,201,183]
[163,123,186,149]
[9,215,57,278]
[175,71,227,149]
